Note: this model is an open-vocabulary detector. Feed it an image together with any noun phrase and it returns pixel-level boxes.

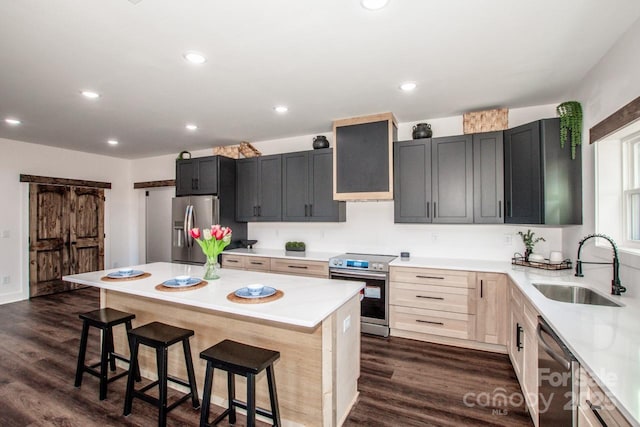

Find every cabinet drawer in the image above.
[245,256,270,272]
[390,266,475,288]
[579,367,632,427]
[390,305,475,340]
[270,258,328,277]
[221,254,246,269]
[390,282,472,314]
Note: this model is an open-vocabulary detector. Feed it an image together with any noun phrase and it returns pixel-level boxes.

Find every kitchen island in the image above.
[63,262,364,427]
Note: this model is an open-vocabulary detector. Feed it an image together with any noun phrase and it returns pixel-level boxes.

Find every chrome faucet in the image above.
[575,233,626,295]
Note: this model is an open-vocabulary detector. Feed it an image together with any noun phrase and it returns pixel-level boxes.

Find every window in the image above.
[623,133,640,245]
[595,120,640,254]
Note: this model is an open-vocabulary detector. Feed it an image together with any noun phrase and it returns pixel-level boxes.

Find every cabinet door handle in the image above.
[304,204,308,217]
[250,261,264,265]
[426,201,430,218]
[194,178,199,189]
[416,319,444,326]
[480,279,484,298]
[433,201,437,218]
[586,400,609,427]
[506,200,512,218]
[253,206,257,216]
[288,265,308,269]
[309,204,313,217]
[498,201,502,218]
[192,178,196,190]
[416,295,444,300]
[258,206,262,216]
[516,323,524,351]
[227,259,239,263]
[416,275,444,280]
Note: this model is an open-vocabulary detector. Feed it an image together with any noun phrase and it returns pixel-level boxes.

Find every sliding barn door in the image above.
[29,184,104,297]
[70,187,105,274]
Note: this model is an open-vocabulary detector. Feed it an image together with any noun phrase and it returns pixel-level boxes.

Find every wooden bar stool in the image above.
[123,321,200,427]
[199,339,281,427]
[74,307,139,400]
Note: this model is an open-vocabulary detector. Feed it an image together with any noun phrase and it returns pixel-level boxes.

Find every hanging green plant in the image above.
[556,101,583,160]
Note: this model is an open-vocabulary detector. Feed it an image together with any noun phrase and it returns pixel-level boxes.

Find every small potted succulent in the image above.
[285,241,306,252]
[518,229,545,262]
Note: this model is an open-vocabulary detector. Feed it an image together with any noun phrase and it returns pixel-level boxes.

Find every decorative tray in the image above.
[511,256,573,271]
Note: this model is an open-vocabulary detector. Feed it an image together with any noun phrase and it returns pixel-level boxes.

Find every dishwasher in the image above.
[537,317,579,426]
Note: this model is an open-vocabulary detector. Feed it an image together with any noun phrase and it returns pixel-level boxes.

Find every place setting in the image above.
[155,275,208,292]
[101,267,151,282]
[226,284,284,304]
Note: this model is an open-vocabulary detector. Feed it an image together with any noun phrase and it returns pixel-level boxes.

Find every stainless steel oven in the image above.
[329,253,396,337]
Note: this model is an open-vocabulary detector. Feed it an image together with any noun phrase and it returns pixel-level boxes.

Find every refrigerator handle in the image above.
[187,205,195,247]
[183,205,190,248]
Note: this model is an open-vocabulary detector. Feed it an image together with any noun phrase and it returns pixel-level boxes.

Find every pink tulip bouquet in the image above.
[189,225,232,279]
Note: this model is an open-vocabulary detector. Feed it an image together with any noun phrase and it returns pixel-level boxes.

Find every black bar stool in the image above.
[199,339,281,427]
[123,321,200,427]
[74,307,139,400]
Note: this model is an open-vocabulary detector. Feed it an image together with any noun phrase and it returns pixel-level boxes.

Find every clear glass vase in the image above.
[203,256,220,280]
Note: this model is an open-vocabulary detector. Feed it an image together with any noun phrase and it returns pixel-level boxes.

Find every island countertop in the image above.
[63,262,364,328]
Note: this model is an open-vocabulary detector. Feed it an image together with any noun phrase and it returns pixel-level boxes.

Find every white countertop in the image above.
[392,256,640,426]
[224,248,340,262]
[63,262,363,329]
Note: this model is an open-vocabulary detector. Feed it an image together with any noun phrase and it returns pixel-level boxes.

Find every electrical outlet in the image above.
[432,233,439,242]
[2,276,10,285]
[343,315,351,333]
[504,234,513,246]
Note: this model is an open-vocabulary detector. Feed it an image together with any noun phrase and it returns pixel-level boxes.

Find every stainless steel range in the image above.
[329,253,397,337]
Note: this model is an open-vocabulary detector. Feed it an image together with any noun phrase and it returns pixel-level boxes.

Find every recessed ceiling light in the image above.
[183,51,206,65]
[361,0,389,10]
[274,105,288,114]
[81,90,100,99]
[185,123,198,131]
[4,117,21,125]
[107,139,119,146]
[400,82,417,91]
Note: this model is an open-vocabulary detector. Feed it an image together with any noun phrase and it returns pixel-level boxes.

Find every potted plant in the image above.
[518,229,545,262]
[556,101,583,160]
[285,241,306,252]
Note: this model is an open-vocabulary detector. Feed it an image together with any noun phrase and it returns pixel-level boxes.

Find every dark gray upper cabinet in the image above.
[431,135,474,223]
[473,131,504,224]
[504,118,582,224]
[175,156,219,196]
[394,139,432,223]
[394,135,472,223]
[235,155,282,222]
[282,148,346,222]
[333,113,397,200]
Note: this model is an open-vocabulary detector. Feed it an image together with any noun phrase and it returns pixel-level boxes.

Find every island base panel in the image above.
[103,290,360,427]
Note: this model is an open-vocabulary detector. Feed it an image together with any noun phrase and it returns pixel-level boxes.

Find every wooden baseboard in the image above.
[390,328,507,354]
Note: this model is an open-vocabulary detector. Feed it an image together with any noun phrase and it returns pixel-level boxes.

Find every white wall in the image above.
[0,137,133,304]
[565,16,640,296]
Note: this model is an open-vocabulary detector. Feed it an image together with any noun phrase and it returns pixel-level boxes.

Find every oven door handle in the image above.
[330,270,388,280]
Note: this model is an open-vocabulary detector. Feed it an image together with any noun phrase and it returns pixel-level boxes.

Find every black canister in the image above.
[312,135,329,149]
[412,123,433,139]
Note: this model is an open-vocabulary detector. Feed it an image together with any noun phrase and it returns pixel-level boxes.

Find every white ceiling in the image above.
[1,0,639,159]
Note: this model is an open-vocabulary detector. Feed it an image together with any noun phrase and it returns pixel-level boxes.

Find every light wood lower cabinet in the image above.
[507,279,539,426]
[578,366,632,427]
[221,254,327,277]
[390,266,478,344]
[269,257,328,278]
[475,273,507,345]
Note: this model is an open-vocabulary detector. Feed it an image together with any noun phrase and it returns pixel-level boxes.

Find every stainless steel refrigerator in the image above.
[171,195,219,264]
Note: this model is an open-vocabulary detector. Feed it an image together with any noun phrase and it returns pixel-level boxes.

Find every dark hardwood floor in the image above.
[0,288,532,426]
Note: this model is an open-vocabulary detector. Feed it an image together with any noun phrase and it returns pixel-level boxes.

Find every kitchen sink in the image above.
[532,283,622,307]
